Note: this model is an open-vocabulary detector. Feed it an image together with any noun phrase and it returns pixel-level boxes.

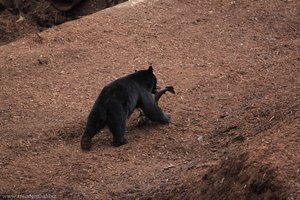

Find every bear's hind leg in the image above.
[107,109,128,147]
[108,120,127,147]
[81,108,106,150]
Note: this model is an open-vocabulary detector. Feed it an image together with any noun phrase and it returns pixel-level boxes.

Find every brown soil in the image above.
[0,0,126,46]
[0,0,299,199]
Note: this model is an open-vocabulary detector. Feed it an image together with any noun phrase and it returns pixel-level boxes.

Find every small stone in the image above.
[197,135,204,143]
[37,58,48,65]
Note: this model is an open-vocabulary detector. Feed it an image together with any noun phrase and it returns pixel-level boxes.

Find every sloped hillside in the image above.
[0,0,299,199]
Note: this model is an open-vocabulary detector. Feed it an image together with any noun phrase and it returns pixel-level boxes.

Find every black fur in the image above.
[81,66,170,150]
[137,86,175,126]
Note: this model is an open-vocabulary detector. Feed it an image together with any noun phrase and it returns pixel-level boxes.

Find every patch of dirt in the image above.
[0,0,299,199]
[0,0,126,46]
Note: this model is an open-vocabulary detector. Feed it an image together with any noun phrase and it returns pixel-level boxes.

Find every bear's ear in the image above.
[148,65,153,72]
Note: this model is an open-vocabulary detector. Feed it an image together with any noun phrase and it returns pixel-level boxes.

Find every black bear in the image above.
[81,66,170,150]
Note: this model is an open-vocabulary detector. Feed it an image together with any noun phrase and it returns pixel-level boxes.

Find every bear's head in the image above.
[131,65,157,93]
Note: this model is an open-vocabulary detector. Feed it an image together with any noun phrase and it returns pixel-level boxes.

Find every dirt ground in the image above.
[0,0,299,199]
[0,0,126,46]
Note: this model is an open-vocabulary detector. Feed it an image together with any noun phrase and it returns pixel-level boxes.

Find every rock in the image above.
[197,135,204,143]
